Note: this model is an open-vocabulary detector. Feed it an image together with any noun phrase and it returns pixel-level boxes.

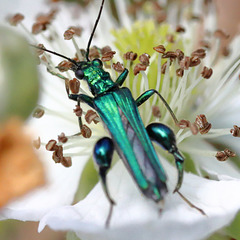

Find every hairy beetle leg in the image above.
[93,137,116,228]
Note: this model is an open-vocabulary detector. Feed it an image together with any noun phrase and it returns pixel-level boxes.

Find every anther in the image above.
[46,139,58,151]
[58,133,68,143]
[73,105,83,117]
[180,56,190,70]
[8,13,24,26]
[61,157,72,167]
[201,66,213,79]
[52,145,63,163]
[191,49,206,59]
[152,105,161,118]
[199,40,211,49]
[81,124,92,138]
[189,56,201,67]
[33,137,41,149]
[101,46,112,55]
[123,51,138,61]
[35,44,45,56]
[230,125,240,137]
[162,51,177,59]
[214,29,230,39]
[176,25,185,33]
[57,60,73,72]
[33,108,45,118]
[175,49,184,62]
[64,26,82,40]
[112,62,124,73]
[161,62,167,74]
[85,110,99,124]
[176,68,184,77]
[153,45,165,54]
[89,47,100,60]
[177,119,190,129]
[139,53,150,66]
[195,114,212,134]
[215,149,236,161]
[166,34,175,43]
[133,63,147,75]
[69,78,80,94]
[101,50,116,62]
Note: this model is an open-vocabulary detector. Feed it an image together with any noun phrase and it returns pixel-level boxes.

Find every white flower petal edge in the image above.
[39,159,240,240]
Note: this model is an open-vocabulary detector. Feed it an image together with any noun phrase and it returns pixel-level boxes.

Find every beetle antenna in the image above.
[85,0,105,62]
[30,44,78,66]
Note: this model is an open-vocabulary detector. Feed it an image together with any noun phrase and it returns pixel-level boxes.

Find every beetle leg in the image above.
[136,89,179,125]
[115,68,129,86]
[93,137,115,227]
[146,123,184,192]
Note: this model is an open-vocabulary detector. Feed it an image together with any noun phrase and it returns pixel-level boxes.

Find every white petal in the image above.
[39,160,240,240]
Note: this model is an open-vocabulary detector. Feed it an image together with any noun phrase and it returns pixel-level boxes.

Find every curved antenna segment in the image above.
[30,44,78,66]
[85,0,105,62]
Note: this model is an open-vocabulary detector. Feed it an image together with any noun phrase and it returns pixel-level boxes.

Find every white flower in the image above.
[1,0,240,240]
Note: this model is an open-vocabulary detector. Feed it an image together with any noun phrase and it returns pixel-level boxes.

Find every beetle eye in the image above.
[92,58,103,67]
[75,69,84,79]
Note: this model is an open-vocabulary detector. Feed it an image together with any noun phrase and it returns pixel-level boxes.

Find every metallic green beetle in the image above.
[35,0,186,227]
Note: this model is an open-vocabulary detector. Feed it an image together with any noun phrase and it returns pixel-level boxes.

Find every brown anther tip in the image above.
[214,29,230,39]
[133,63,147,75]
[230,125,240,137]
[201,66,213,79]
[195,114,211,134]
[199,40,211,49]
[139,53,150,66]
[222,47,230,57]
[81,124,92,138]
[69,78,80,94]
[32,22,45,35]
[85,110,99,124]
[58,133,68,143]
[180,56,190,70]
[64,29,75,40]
[33,137,41,149]
[153,45,166,54]
[215,151,228,161]
[152,105,161,118]
[89,47,100,60]
[33,108,45,118]
[35,44,45,56]
[224,149,236,158]
[8,13,24,26]
[46,139,58,151]
[57,60,73,72]
[52,145,63,163]
[101,46,112,55]
[73,105,82,117]
[166,34,175,43]
[155,11,167,24]
[175,49,184,62]
[189,56,201,67]
[123,51,138,61]
[112,62,124,73]
[176,68,184,77]
[61,157,72,167]
[161,62,167,74]
[215,149,236,161]
[162,51,177,59]
[191,49,206,59]
[176,25,185,33]
[101,51,116,62]
[178,119,190,129]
